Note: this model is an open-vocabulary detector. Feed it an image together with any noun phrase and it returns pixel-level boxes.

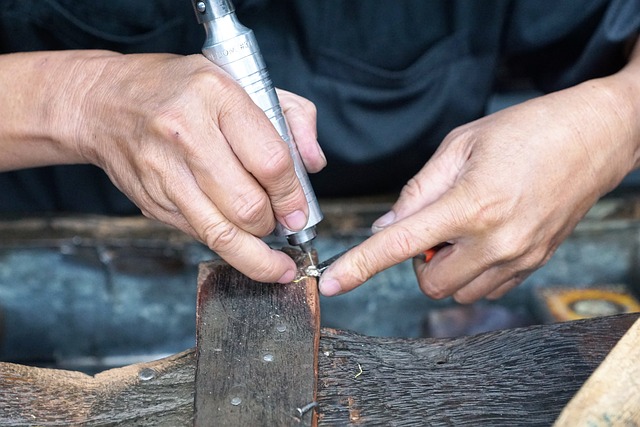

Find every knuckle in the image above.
[348,252,375,285]
[297,97,317,120]
[521,245,553,270]
[399,177,425,202]
[385,225,417,261]
[280,89,317,116]
[347,254,378,284]
[419,280,450,300]
[232,191,273,232]
[305,99,317,118]
[194,70,247,118]
[482,231,530,265]
[460,197,501,233]
[260,139,293,179]
[195,65,237,93]
[202,220,240,252]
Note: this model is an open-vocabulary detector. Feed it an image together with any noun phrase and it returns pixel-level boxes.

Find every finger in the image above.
[277,88,326,173]
[137,123,276,238]
[372,145,466,232]
[185,128,277,237]
[448,264,519,304]
[411,244,483,300]
[170,174,298,283]
[217,91,309,231]
[486,275,527,300]
[319,194,460,296]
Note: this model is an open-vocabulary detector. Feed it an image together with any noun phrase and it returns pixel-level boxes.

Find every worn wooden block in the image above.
[194,251,320,426]
[0,350,195,426]
[0,314,637,426]
[555,318,640,426]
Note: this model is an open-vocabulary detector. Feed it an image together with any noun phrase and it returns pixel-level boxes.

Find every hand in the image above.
[319,67,640,302]
[0,51,325,283]
[90,54,326,283]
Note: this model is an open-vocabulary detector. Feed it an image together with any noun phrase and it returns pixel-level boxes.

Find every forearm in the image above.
[0,50,119,171]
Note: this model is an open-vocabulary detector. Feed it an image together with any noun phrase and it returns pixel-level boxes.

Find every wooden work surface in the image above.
[0,313,636,426]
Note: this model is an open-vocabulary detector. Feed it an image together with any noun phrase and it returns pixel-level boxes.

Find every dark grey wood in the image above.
[0,314,637,426]
[316,313,639,426]
[194,255,320,426]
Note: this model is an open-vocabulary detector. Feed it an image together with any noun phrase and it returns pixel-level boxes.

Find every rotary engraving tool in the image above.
[191,0,323,256]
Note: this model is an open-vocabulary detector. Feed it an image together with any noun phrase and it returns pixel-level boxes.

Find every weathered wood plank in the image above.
[0,314,637,426]
[0,350,195,426]
[316,313,639,426]
[194,254,320,426]
[554,318,640,426]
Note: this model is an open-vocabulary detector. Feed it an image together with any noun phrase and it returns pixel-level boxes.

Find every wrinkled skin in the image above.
[0,51,325,284]
[319,38,640,303]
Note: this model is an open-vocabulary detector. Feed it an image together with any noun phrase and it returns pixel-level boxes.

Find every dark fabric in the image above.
[0,0,637,213]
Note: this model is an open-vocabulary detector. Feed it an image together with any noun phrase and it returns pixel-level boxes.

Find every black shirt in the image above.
[0,0,637,212]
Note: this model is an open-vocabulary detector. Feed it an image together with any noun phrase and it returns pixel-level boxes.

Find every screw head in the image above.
[196,1,206,13]
[138,368,155,381]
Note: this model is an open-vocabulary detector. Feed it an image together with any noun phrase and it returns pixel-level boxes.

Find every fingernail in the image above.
[317,143,327,164]
[284,210,307,231]
[372,210,396,233]
[319,277,342,296]
[278,269,296,284]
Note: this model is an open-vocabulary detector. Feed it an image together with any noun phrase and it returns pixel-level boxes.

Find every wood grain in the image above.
[0,350,195,426]
[1,314,636,426]
[554,317,640,426]
[194,253,320,426]
[316,313,639,426]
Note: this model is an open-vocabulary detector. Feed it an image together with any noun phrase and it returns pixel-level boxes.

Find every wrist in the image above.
[46,50,124,166]
[570,67,640,194]
[0,50,121,170]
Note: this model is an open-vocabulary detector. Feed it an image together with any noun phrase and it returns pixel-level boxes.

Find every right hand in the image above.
[61,52,325,283]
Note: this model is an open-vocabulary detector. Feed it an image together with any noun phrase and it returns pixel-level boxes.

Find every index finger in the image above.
[217,86,309,232]
[318,195,458,296]
[173,180,298,283]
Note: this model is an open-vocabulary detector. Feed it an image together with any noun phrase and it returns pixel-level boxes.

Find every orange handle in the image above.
[423,247,439,262]
[422,243,450,262]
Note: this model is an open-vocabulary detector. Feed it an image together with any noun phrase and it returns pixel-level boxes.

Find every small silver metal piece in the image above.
[263,353,274,362]
[276,324,287,333]
[138,368,155,381]
[196,1,206,13]
[230,396,242,406]
[303,265,321,278]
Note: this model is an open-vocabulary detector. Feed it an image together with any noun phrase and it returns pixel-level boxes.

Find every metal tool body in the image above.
[191,0,323,252]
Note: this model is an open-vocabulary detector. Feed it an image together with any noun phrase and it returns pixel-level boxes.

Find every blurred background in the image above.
[1,190,640,374]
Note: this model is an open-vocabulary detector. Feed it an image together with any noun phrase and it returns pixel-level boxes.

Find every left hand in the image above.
[319,62,640,302]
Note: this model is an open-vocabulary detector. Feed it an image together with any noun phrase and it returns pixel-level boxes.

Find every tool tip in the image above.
[298,241,314,254]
